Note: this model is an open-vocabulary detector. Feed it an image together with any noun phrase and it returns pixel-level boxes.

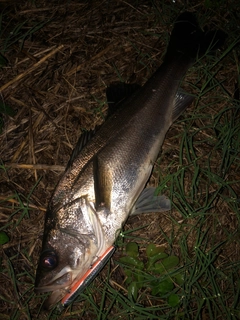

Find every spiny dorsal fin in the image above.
[67,82,141,168]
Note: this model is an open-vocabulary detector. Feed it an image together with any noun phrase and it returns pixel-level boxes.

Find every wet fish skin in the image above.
[35,12,225,308]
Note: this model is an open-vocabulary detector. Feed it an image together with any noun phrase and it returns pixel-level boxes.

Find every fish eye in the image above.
[40,251,58,270]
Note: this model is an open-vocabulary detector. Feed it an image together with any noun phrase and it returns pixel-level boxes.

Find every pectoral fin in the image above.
[93,156,112,210]
[130,187,171,215]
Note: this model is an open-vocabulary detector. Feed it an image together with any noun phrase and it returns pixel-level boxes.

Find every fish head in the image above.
[35,200,101,308]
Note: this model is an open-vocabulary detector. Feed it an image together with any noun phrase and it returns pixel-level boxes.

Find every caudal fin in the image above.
[166,12,226,61]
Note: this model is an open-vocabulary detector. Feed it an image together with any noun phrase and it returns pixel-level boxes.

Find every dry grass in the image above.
[0,0,239,319]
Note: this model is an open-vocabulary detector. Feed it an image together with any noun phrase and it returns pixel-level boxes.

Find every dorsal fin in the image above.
[66,129,96,168]
[67,82,141,168]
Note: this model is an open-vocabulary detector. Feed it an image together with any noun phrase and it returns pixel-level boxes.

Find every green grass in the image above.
[44,223,239,319]
[0,6,50,54]
[0,1,239,319]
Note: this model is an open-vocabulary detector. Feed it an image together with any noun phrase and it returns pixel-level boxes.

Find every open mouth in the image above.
[58,245,116,310]
[35,266,73,293]
[35,245,116,310]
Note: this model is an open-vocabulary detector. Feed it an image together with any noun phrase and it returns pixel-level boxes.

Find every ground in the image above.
[0,1,239,319]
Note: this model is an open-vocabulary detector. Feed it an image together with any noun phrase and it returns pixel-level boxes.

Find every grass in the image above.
[0,0,240,319]
[0,5,50,54]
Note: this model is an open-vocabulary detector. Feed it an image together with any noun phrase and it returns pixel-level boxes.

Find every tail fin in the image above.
[166,12,226,61]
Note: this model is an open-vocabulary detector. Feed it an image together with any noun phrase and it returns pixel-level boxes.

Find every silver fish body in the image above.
[35,12,225,308]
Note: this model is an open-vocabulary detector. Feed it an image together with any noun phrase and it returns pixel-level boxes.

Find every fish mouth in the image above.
[35,266,73,293]
[35,251,101,307]
[35,246,116,310]
[35,199,115,309]
[35,266,74,309]
[60,245,116,308]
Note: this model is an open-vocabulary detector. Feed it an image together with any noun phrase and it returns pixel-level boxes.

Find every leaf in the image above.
[136,272,145,286]
[126,242,139,258]
[119,256,144,270]
[146,243,165,258]
[151,278,174,296]
[174,273,184,286]
[154,256,179,274]
[124,269,132,278]
[124,269,133,285]
[168,293,180,307]
[0,231,9,245]
[146,252,168,271]
[128,281,139,301]
[162,256,179,270]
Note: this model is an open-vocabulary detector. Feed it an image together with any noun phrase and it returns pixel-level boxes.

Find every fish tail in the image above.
[166,12,226,61]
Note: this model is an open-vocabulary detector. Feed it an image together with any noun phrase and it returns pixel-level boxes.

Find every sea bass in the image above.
[35,12,224,309]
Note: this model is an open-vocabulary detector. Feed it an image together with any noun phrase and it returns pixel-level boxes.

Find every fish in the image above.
[35,12,225,309]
